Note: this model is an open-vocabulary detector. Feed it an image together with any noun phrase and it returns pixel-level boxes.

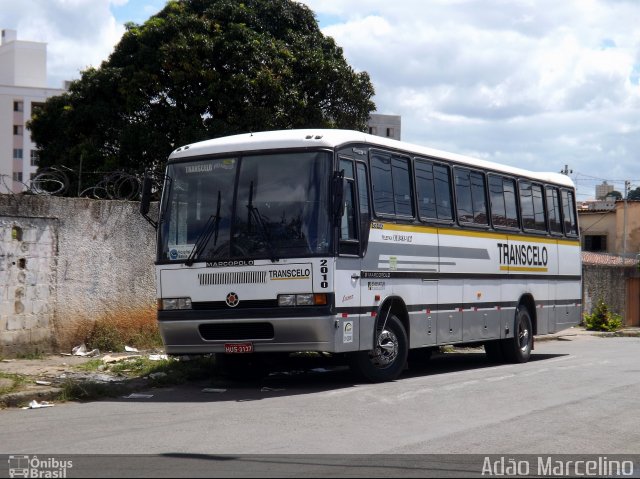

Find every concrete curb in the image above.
[1,386,63,409]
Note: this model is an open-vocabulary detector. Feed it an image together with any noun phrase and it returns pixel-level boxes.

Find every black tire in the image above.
[484,340,505,363]
[349,313,408,383]
[408,347,433,370]
[501,306,533,363]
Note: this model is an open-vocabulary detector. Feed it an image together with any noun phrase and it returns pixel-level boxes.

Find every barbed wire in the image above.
[0,167,159,201]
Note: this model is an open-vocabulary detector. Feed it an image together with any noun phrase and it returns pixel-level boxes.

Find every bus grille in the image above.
[198,271,267,286]
[192,299,279,310]
[199,322,275,341]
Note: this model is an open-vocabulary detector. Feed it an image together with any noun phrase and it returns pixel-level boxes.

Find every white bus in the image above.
[140,129,582,382]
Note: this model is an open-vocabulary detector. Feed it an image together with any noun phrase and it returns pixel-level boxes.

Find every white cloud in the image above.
[2,0,640,198]
[1,0,126,87]
[303,0,640,198]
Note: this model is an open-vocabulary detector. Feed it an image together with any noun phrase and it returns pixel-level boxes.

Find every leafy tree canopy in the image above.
[627,187,640,200]
[606,190,622,200]
[29,0,376,180]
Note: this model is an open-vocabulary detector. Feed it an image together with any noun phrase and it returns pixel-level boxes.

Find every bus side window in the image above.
[434,164,453,221]
[339,180,360,255]
[489,175,507,227]
[391,155,414,218]
[546,186,563,234]
[454,167,488,226]
[356,162,371,248]
[371,152,394,216]
[519,180,546,232]
[340,181,357,240]
[416,159,453,222]
[561,189,578,236]
[415,159,437,219]
[370,150,414,219]
[489,175,519,229]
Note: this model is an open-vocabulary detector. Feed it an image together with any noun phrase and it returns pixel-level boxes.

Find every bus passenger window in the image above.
[371,153,394,215]
[455,168,488,225]
[434,164,453,221]
[415,160,437,219]
[370,151,414,218]
[546,187,563,234]
[415,160,453,222]
[520,181,547,232]
[561,189,578,236]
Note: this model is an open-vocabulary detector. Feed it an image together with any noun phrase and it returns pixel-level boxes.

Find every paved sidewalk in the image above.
[536,325,640,341]
[1,326,639,408]
[0,351,155,408]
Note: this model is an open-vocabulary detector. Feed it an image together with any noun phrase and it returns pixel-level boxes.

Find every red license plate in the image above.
[224,343,253,354]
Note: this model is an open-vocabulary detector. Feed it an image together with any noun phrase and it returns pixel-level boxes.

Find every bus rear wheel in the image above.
[501,306,533,363]
[349,313,408,383]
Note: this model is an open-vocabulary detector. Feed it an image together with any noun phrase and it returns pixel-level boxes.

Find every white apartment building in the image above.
[595,181,615,200]
[367,113,401,140]
[0,29,66,193]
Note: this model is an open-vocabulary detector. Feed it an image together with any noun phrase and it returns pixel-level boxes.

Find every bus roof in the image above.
[168,129,575,188]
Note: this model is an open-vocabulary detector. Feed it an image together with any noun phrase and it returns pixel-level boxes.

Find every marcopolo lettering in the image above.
[206,260,255,268]
[497,243,548,267]
[269,268,311,279]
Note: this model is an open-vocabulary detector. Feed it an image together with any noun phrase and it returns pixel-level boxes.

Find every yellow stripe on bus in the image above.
[499,266,549,272]
[372,222,580,246]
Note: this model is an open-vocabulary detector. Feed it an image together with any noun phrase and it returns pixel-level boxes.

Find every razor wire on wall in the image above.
[0,166,162,201]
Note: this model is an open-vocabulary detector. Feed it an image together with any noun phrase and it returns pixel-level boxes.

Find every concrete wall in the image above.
[582,260,640,326]
[615,201,640,256]
[578,210,616,253]
[0,195,157,356]
[583,264,625,318]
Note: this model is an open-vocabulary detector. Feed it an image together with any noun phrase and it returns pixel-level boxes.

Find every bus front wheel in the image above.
[349,313,408,383]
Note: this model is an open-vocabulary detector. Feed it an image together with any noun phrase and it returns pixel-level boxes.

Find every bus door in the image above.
[334,158,368,352]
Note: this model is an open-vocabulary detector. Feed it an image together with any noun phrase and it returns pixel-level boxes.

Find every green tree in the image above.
[627,187,640,200]
[606,190,622,200]
[29,0,376,182]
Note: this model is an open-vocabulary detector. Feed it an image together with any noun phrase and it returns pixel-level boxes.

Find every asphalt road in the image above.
[1,336,639,475]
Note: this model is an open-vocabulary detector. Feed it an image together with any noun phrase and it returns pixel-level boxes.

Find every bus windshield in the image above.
[159,151,333,262]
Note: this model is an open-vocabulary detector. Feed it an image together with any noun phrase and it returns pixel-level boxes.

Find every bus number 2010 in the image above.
[320,259,329,289]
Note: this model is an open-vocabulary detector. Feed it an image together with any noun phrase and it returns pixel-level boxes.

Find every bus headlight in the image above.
[160,297,192,310]
[295,294,314,306]
[278,294,327,306]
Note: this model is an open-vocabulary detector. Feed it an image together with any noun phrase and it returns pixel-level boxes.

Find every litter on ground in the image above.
[22,400,54,409]
[122,393,154,399]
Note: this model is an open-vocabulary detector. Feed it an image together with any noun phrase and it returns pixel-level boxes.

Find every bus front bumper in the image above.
[157,311,358,355]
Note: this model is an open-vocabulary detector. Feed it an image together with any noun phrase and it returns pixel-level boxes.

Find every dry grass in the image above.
[67,310,163,352]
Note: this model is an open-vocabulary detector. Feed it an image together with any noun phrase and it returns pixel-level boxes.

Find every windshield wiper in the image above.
[185,190,221,267]
[247,181,279,263]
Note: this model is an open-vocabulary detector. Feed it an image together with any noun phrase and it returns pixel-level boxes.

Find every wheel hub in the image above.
[370,329,399,367]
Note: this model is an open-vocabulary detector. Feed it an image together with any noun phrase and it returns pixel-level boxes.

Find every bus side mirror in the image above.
[140,173,157,229]
[332,170,345,221]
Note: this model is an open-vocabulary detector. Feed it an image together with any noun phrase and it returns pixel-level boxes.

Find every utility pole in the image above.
[623,180,630,257]
[560,165,573,176]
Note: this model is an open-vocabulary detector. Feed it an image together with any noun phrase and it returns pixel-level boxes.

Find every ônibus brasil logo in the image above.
[8,455,73,478]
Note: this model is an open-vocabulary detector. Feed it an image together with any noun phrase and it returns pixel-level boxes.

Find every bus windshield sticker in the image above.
[214,159,236,170]
[168,245,194,260]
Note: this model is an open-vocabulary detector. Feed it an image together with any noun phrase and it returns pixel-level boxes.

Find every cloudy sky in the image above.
[2,0,639,199]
